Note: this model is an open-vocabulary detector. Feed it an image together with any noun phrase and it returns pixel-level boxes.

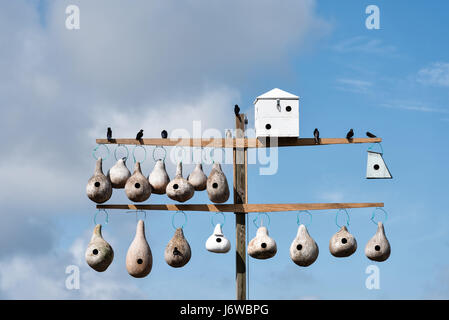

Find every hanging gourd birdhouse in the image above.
[165,228,192,268]
[148,159,170,194]
[125,162,152,202]
[108,157,131,189]
[188,163,207,191]
[289,224,319,267]
[366,144,392,179]
[207,163,230,203]
[254,88,299,138]
[248,226,277,260]
[85,224,114,272]
[166,162,195,203]
[329,226,357,258]
[365,222,391,262]
[206,224,231,253]
[86,158,113,204]
[126,220,153,278]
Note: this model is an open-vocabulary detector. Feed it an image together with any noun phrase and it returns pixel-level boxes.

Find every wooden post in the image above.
[234,113,247,300]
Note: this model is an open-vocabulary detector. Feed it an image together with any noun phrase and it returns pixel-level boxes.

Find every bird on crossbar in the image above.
[107,127,112,141]
[136,129,144,140]
[313,128,320,144]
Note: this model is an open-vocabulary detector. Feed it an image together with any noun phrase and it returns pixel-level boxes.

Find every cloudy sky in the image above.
[0,0,448,299]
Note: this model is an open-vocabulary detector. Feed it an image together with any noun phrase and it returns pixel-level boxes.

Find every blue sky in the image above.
[0,0,448,299]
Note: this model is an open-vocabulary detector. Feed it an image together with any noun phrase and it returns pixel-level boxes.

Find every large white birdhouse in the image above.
[254,88,299,138]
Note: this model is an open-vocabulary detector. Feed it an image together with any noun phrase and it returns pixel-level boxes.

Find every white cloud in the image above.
[417,62,449,87]
[332,36,397,56]
[336,78,373,93]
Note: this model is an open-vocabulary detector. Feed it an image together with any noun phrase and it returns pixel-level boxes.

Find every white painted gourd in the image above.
[85,224,114,272]
[365,222,391,262]
[188,163,207,191]
[125,162,152,202]
[166,162,195,203]
[126,220,153,278]
[148,160,170,194]
[86,158,113,204]
[205,224,231,253]
[289,224,319,267]
[207,163,230,203]
[248,226,277,259]
[164,228,191,268]
[329,226,357,258]
[108,157,131,189]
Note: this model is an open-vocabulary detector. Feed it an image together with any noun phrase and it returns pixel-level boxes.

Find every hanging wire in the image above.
[94,209,109,225]
[173,145,187,163]
[171,211,188,229]
[132,145,147,163]
[252,212,270,228]
[335,208,350,228]
[370,207,388,225]
[210,212,226,227]
[114,144,129,161]
[296,210,312,226]
[126,210,147,222]
[92,144,110,161]
[367,142,384,154]
[152,146,167,162]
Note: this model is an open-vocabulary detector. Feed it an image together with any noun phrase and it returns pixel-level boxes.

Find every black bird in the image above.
[346,129,354,140]
[313,128,320,144]
[107,127,112,141]
[161,130,168,139]
[136,129,144,140]
[366,131,377,138]
[234,104,240,116]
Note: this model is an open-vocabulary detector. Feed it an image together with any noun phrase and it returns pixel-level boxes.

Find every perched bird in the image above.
[107,127,112,141]
[313,128,320,144]
[161,130,168,139]
[244,116,248,125]
[136,129,144,140]
[234,104,240,116]
[225,129,232,139]
[346,129,354,140]
[366,131,377,138]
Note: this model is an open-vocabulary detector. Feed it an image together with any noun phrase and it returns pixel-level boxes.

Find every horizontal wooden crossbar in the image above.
[96,202,384,213]
[95,137,381,148]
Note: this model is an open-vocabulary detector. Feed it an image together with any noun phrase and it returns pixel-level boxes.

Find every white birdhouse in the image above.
[254,88,299,138]
[366,151,392,179]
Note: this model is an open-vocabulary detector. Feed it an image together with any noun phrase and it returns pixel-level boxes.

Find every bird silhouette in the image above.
[161,130,168,139]
[107,127,112,141]
[366,131,377,138]
[136,129,144,140]
[313,128,320,144]
[346,129,354,140]
[234,104,240,116]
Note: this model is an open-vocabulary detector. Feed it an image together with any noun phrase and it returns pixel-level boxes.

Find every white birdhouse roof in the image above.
[254,88,299,103]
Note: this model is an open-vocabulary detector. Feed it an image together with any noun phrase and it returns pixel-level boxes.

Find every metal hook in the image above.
[370,207,388,225]
[92,144,110,161]
[253,212,270,228]
[127,210,147,222]
[94,209,109,225]
[152,146,167,162]
[210,212,226,228]
[297,210,312,226]
[335,209,350,228]
[132,145,147,164]
[114,144,129,162]
[172,211,188,230]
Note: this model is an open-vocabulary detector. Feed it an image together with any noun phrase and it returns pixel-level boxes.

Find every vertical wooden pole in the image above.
[234,113,247,300]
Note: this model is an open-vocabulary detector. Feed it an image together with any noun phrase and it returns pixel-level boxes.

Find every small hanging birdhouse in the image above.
[366,151,392,179]
[254,88,299,138]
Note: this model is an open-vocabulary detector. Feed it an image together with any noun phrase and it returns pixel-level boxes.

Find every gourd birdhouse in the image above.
[254,88,299,138]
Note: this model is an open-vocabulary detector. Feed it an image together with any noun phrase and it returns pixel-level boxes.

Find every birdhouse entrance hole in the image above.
[212,183,218,189]
[375,245,381,251]
[93,249,98,255]
[173,184,179,190]
[342,238,347,244]
[296,244,302,251]
[94,182,100,187]
[261,243,267,248]
[216,238,222,243]
[137,259,143,264]
[134,183,140,189]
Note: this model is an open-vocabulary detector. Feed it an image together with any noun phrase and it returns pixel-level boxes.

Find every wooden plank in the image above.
[96,202,384,212]
[234,113,247,301]
[95,137,382,148]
